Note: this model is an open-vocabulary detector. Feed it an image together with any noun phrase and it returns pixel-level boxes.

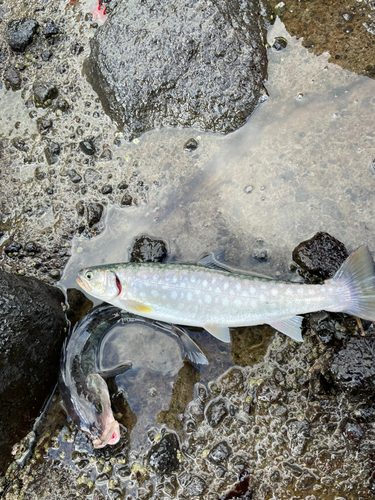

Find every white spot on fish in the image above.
[171,291,177,300]
[205,295,212,304]
[234,299,242,307]
[250,286,256,294]
[271,288,278,296]
[308,288,315,295]
[259,293,265,300]
[202,280,208,287]
[286,288,292,295]
[151,290,159,298]
[236,283,241,291]
[261,283,267,289]
[222,297,229,306]
[187,292,192,301]
[297,287,304,294]
[250,299,257,308]
[223,282,229,291]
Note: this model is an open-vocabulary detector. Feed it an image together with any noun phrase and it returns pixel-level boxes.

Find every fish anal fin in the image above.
[270,316,304,342]
[122,300,153,314]
[204,324,231,343]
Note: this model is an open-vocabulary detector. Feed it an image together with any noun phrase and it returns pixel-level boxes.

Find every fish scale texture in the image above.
[0,270,66,473]
[87,0,268,140]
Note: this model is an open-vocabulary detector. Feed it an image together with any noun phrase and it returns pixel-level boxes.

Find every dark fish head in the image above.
[65,372,120,448]
[77,266,121,301]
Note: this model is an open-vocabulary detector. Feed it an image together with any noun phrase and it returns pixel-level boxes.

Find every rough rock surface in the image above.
[87,0,268,140]
[0,270,66,473]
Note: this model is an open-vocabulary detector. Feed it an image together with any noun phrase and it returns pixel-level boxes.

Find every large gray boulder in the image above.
[87,0,268,140]
[0,271,66,473]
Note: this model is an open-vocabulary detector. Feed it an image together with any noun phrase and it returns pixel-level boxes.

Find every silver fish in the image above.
[76,246,375,343]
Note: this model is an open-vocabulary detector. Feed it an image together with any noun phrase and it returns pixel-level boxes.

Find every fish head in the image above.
[77,266,121,300]
[71,373,121,448]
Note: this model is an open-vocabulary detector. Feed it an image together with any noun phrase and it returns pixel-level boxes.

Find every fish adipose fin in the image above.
[270,316,304,342]
[122,300,153,315]
[204,324,231,343]
[330,245,375,322]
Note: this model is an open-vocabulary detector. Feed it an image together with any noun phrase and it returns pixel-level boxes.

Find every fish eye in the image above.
[94,400,103,414]
[85,271,94,280]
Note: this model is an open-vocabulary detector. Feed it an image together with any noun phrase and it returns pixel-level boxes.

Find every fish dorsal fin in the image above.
[269,316,304,342]
[197,250,274,280]
[121,300,153,315]
[204,324,231,343]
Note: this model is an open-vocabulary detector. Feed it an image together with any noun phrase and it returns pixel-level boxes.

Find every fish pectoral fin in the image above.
[122,300,153,314]
[204,324,231,343]
[269,316,304,342]
[98,362,133,379]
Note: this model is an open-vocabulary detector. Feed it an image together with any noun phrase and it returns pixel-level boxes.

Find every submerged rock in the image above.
[130,235,168,263]
[6,19,39,53]
[87,0,268,140]
[0,270,66,473]
[4,65,21,90]
[33,81,58,107]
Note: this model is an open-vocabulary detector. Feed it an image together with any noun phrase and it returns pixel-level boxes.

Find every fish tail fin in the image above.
[331,245,375,321]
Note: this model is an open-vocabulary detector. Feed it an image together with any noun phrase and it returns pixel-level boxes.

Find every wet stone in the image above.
[4,65,21,90]
[43,20,59,38]
[6,18,39,53]
[256,380,285,405]
[68,169,82,183]
[12,138,28,152]
[272,37,287,51]
[328,336,375,396]
[87,202,103,227]
[56,97,69,111]
[41,50,52,61]
[292,232,348,280]
[118,181,129,190]
[79,139,96,156]
[184,138,198,151]
[4,241,22,254]
[24,241,38,254]
[120,193,133,206]
[44,141,60,164]
[219,367,244,395]
[130,235,168,263]
[295,471,317,490]
[182,475,207,497]
[101,184,113,194]
[76,201,84,216]
[33,81,58,107]
[287,419,311,457]
[99,148,113,161]
[147,432,180,475]
[205,398,229,428]
[37,118,53,134]
[71,42,84,56]
[207,441,232,464]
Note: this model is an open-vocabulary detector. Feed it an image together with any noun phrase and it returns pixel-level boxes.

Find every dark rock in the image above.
[292,232,348,280]
[120,193,133,206]
[4,242,22,254]
[41,50,52,61]
[0,270,66,473]
[272,37,287,51]
[24,241,38,254]
[68,169,82,183]
[66,288,93,326]
[6,18,39,53]
[49,269,60,280]
[220,473,253,500]
[328,336,375,396]
[4,65,21,90]
[86,0,268,140]
[205,398,229,428]
[182,475,207,496]
[43,20,59,38]
[118,180,129,190]
[130,235,168,263]
[208,441,232,464]
[101,184,113,194]
[184,138,198,151]
[44,141,61,165]
[36,118,53,134]
[99,148,112,161]
[12,138,29,152]
[79,139,96,156]
[252,248,268,262]
[87,203,103,227]
[33,81,58,107]
[148,432,180,475]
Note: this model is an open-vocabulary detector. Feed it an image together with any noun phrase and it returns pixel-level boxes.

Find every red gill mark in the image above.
[115,275,122,296]
[111,432,117,441]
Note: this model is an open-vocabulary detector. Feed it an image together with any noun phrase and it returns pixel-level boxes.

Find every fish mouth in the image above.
[77,276,92,292]
[92,420,120,449]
